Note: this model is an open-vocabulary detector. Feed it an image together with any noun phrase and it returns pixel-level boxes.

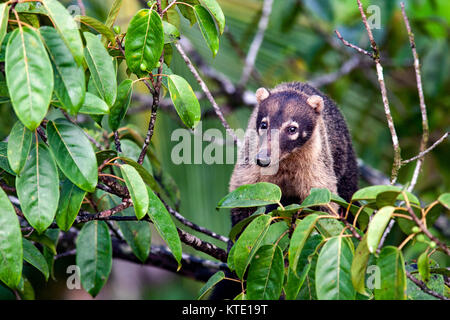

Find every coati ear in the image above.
[307,95,324,113]
[256,87,270,103]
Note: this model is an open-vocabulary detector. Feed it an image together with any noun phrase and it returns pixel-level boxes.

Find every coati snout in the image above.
[254,87,324,168]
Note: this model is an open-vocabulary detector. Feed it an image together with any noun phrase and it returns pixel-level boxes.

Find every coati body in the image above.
[230,82,358,225]
[210,82,358,300]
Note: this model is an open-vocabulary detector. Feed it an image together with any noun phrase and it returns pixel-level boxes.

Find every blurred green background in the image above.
[0,0,448,299]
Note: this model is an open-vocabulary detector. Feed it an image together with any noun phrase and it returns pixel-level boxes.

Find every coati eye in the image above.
[287,126,297,134]
[260,121,268,130]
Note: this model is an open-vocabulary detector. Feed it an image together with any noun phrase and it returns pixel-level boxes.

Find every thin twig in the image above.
[336,0,402,184]
[238,0,274,88]
[407,206,450,256]
[400,2,430,192]
[162,198,229,243]
[175,41,238,143]
[406,270,448,300]
[402,132,448,165]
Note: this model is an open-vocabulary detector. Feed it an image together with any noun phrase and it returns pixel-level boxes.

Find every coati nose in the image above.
[256,151,271,167]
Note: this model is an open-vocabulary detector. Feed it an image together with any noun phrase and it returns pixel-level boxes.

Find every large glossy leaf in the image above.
[178,0,198,26]
[0,3,9,47]
[288,214,319,274]
[47,119,98,192]
[78,92,109,115]
[167,74,201,129]
[84,32,117,106]
[40,26,85,115]
[5,27,53,130]
[125,9,164,75]
[115,207,151,263]
[217,182,281,208]
[0,188,23,288]
[366,206,395,253]
[438,193,450,210]
[108,79,133,131]
[7,121,32,175]
[55,179,86,231]
[285,233,322,300]
[300,188,331,208]
[417,250,430,283]
[194,5,219,57]
[147,187,182,267]
[374,246,406,300]
[233,214,271,279]
[41,0,84,66]
[76,221,112,297]
[120,139,152,172]
[76,16,115,44]
[351,234,371,295]
[352,185,419,206]
[16,144,59,233]
[315,237,355,300]
[22,238,49,281]
[197,271,225,300]
[199,0,225,34]
[246,244,284,300]
[120,164,149,220]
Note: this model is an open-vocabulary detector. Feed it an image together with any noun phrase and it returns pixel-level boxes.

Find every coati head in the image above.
[254,87,324,168]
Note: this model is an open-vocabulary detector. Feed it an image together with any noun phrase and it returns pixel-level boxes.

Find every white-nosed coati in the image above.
[211,82,358,300]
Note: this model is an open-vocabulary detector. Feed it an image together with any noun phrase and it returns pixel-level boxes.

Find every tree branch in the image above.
[238,0,274,88]
[406,270,448,300]
[174,41,238,144]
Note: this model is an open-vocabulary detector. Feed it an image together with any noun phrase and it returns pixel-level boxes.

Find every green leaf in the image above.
[125,9,164,75]
[330,193,371,231]
[229,211,264,242]
[78,92,110,115]
[22,238,49,281]
[0,188,23,288]
[16,144,59,233]
[55,179,86,231]
[76,221,112,297]
[0,142,15,175]
[119,156,159,192]
[115,207,151,263]
[120,164,149,220]
[289,214,319,274]
[194,5,219,57]
[41,0,84,66]
[0,3,9,48]
[17,275,35,300]
[315,236,355,300]
[247,244,284,300]
[285,233,322,300]
[233,214,271,279]
[167,74,201,129]
[47,119,98,192]
[262,221,289,250]
[40,26,86,115]
[5,27,53,130]
[84,32,117,106]
[120,139,152,172]
[417,250,430,283]
[217,182,281,208]
[7,120,33,175]
[367,206,395,253]
[374,246,406,300]
[199,0,225,34]
[352,185,419,206]
[105,0,123,30]
[178,0,198,26]
[76,16,116,44]
[438,193,450,210]
[197,271,225,300]
[108,79,133,131]
[300,188,331,208]
[147,187,182,267]
[351,234,371,295]
[163,21,180,43]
